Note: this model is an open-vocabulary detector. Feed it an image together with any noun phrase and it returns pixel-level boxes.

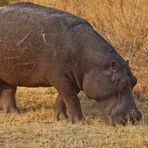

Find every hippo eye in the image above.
[117,79,128,91]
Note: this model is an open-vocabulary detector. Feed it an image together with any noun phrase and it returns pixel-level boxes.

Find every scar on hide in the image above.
[41,31,48,46]
[16,32,30,46]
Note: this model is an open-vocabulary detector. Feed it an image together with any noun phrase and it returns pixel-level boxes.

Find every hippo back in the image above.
[0,2,89,86]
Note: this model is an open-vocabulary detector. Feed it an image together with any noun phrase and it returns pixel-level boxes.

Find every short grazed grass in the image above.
[0,88,147,148]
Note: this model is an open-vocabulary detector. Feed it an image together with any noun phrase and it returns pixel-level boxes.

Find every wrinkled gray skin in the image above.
[0,2,141,125]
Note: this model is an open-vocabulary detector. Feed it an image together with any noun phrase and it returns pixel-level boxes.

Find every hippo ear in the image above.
[103,60,118,70]
[111,60,118,71]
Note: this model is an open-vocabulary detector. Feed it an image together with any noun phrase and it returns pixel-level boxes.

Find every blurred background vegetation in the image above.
[0,0,147,98]
[0,0,9,6]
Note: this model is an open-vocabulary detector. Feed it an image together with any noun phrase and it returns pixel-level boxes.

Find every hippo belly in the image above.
[0,46,52,87]
[0,61,51,87]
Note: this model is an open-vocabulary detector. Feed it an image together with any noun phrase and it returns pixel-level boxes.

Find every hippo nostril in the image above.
[121,80,126,84]
[117,79,128,91]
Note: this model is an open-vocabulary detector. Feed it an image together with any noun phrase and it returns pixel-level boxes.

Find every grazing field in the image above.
[0,88,148,147]
[0,0,148,147]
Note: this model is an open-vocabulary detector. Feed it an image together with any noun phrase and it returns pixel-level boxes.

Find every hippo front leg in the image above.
[0,83,19,113]
[55,94,68,120]
[55,79,83,123]
[55,94,83,121]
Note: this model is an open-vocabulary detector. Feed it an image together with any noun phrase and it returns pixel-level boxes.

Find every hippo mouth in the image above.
[97,91,142,126]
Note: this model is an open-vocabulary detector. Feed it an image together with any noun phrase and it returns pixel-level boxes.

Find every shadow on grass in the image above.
[19,102,55,114]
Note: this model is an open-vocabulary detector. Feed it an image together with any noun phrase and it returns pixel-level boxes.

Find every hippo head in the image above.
[83,60,142,126]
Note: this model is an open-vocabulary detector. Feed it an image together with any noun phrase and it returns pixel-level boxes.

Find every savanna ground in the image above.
[0,0,148,147]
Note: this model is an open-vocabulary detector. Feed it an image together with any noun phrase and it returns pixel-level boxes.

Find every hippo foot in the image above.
[0,83,19,114]
[69,111,84,124]
[55,103,84,123]
[3,105,20,114]
[55,94,84,123]
[55,94,68,121]
[55,109,68,121]
[0,103,20,114]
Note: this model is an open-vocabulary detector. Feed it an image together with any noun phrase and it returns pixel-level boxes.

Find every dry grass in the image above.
[0,87,147,148]
[0,0,148,147]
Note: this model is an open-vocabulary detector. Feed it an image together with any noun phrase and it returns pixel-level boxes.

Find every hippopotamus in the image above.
[0,2,141,125]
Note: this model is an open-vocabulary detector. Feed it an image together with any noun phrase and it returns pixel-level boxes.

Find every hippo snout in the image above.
[97,90,142,126]
[99,108,142,126]
[109,109,142,126]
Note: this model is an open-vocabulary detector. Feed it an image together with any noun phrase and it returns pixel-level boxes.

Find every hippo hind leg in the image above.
[0,82,19,113]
